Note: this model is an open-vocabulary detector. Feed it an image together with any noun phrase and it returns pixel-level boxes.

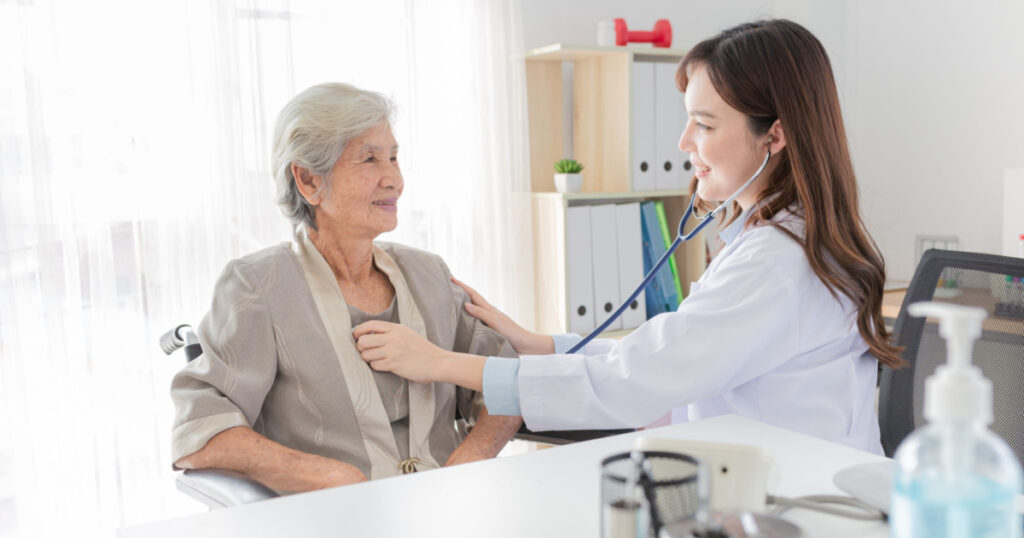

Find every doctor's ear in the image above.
[765,120,786,154]
[292,163,325,206]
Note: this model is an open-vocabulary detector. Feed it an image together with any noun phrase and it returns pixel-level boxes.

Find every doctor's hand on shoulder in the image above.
[450,277,553,355]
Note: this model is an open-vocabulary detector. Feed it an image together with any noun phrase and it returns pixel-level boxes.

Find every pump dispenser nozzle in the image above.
[907,301,991,423]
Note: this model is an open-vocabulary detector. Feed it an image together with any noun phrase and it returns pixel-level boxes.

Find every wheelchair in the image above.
[161,325,278,509]
[158,323,486,507]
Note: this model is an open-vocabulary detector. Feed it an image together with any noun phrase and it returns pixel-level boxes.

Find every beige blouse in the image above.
[170,230,515,481]
[348,298,412,461]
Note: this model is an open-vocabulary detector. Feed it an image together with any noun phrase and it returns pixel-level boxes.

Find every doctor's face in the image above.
[318,122,403,240]
[678,65,772,209]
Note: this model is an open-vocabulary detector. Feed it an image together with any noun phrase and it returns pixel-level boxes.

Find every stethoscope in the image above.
[567,149,772,353]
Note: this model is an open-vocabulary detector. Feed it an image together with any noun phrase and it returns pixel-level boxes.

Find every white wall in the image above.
[844,1,1024,279]
[1006,170,1024,257]
[520,0,1024,280]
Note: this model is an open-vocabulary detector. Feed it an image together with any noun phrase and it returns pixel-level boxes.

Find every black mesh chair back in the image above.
[879,249,1024,460]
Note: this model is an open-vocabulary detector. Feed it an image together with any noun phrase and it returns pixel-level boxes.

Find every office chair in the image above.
[879,249,1024,460]
[160,325,279,509]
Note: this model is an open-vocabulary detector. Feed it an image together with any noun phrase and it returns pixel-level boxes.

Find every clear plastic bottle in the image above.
[891,302,1022,538]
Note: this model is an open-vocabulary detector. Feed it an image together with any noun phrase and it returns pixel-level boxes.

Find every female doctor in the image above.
[353,19,903,454]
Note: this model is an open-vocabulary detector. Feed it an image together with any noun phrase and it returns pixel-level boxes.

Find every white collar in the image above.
[717,194,798,246]
[717,207,754,246]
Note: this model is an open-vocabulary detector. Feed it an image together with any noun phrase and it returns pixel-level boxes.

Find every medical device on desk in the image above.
[602,437,800,538]
[567,150,771,353]
[602,437,887,538]
[634,438,777,514]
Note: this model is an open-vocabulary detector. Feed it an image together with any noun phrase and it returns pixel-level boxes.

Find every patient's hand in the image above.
[318,459,369,489]
[446,408,521,467]
[451,277,553,355]
[354,321,447,383]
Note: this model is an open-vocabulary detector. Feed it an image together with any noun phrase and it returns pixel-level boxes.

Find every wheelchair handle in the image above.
[160,324,199,356]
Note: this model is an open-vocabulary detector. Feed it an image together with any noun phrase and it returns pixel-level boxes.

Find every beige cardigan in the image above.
[170,231,515,479]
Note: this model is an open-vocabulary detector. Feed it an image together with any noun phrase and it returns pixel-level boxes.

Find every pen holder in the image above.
[601,451,702,538]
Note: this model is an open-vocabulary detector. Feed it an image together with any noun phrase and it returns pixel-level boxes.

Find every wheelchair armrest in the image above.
[175,469,278,510]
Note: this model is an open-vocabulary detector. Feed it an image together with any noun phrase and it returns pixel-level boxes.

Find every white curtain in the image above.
[0,1,532,536]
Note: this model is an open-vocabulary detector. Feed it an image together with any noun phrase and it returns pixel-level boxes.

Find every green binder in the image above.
[654,201,685,303]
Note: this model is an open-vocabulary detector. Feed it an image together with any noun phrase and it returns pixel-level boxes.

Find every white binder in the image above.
[630,61,656,191]
[680,149,695,186]
[565,205,595,335]
[679,92,696,186]
[615,203,647,329]
[654,62,686,191]
[589,204,623,332]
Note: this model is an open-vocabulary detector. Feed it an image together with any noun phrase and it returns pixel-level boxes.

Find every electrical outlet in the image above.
[916,235,959,265]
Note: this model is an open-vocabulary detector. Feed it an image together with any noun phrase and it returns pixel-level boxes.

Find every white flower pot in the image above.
[554,173,583,193]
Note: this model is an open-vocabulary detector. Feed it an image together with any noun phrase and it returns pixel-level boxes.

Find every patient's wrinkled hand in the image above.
[353,320,447,383]
[318,460,368,490]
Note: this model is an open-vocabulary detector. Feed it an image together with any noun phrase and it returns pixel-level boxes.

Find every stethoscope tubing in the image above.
[566,150,771,354]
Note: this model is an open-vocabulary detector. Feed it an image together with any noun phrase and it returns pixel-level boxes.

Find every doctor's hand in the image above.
[451,277,554,355]
[354,321,447,384]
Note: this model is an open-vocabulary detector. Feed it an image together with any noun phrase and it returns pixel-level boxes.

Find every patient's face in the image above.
[319,122,403,240]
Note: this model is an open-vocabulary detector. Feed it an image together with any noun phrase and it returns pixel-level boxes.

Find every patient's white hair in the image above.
[272,82,395,231]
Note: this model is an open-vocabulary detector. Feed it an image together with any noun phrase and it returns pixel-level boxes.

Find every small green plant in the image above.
[554,158,584,174]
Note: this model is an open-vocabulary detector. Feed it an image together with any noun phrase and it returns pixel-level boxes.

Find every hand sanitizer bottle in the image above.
[891,302,1022,537]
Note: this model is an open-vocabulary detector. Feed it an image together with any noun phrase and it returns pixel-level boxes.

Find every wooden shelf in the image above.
[532,190,689,202]
[524,43,688,194]
[530,194,704,334]
[525,43,689,62]
[524,43,701,335]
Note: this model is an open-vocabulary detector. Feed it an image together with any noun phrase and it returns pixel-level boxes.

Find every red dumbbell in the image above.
[614,18,673,48]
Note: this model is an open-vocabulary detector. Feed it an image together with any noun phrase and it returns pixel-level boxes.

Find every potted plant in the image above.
[554,158,584,193]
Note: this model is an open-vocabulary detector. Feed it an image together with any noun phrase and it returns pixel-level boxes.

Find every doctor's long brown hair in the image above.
[677,19,904,368]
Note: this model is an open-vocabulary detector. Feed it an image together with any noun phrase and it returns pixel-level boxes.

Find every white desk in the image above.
[120,415,890,537]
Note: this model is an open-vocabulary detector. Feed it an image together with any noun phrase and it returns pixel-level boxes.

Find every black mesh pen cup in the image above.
[601,451,701,537]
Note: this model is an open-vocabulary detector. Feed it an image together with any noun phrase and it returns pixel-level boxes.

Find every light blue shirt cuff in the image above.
[551,333,584,354]
[482,356,522,416]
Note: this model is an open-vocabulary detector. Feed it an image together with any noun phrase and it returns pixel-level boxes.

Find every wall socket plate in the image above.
[916,235,959,265]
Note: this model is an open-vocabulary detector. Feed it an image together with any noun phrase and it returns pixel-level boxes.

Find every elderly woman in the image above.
[170,83,522,492]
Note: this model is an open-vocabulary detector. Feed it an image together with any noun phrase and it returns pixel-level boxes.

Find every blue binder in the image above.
[640,202,680,318]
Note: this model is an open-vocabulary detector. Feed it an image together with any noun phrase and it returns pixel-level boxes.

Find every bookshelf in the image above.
[524,44,709,334]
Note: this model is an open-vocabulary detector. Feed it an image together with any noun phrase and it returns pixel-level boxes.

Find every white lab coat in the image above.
[518,208,883,454]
